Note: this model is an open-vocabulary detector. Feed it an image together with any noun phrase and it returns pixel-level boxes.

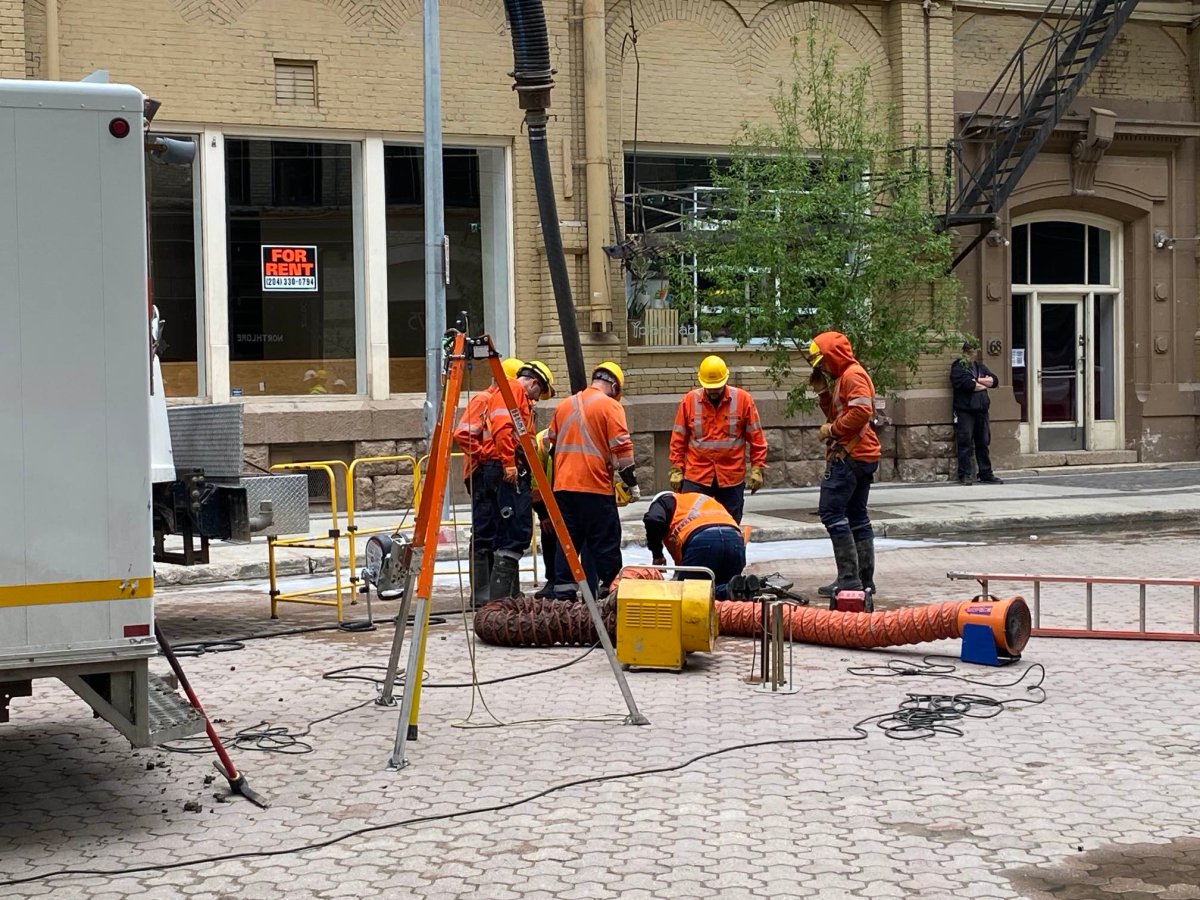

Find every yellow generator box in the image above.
[615,578,718,672]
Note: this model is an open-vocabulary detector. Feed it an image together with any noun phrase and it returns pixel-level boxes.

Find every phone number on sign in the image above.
[264,276,316,289]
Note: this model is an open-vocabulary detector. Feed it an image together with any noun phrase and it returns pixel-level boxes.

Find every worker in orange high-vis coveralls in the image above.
[806,332,882,601]
[453,358,552,606]
[453,357,520,606]
[546,362,638,600]
[668,355,767,523]
[642,491,746,599]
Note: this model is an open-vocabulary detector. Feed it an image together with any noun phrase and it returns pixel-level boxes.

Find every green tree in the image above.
[660,30,964,412]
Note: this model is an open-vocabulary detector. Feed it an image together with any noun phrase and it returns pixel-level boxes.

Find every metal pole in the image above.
[422,0,447,438]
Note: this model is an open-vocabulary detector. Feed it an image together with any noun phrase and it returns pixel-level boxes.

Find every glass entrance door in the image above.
[1034,296,1083,451]
[1010,217,1123,454]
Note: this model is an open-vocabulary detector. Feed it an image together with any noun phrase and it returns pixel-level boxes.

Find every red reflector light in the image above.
[124,624,151,637]
[108,117,131,138]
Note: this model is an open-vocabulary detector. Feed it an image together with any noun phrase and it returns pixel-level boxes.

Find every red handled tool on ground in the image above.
[154,624,271,809]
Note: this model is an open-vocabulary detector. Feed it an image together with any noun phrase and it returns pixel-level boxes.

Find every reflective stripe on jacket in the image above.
[485,378,534,468]
[669,386,767,488]
[817,362,881,463]
[547,386,634,494]
[664,492,738,561]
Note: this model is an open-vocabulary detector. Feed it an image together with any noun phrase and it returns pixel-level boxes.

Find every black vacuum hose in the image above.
[503,0,588,394]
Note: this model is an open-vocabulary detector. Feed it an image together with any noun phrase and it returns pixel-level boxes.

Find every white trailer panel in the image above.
[0,79,154,668]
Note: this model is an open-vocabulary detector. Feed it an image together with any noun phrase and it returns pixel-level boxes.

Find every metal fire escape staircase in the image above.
[942,0,1141,268]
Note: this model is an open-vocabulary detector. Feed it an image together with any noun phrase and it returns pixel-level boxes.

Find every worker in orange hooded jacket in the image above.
[806,332,881,601]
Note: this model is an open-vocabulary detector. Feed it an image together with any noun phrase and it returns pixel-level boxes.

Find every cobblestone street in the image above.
[2,530,1199,899]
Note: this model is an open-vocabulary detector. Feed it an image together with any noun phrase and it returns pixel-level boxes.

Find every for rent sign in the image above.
[261,245,318,291]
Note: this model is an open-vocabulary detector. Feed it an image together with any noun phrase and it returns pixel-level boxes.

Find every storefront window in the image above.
[148,135,202,397]
[385,146,485,393]
[624,153,732,347]
[225,139,359,396]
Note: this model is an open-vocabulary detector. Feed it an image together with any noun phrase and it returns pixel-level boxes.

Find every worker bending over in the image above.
[643,491,746,599]
[546,362,638,600]
[669,355,768,523]
[807,332,880,599]
[453,358,555,605]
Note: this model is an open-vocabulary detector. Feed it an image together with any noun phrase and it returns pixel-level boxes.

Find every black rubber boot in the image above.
[488,553,521,601]
[471,551,492,609]
[817,533,862,600]
[855,536,876,595]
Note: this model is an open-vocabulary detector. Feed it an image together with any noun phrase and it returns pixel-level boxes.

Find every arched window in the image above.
[1010,221,1113,287]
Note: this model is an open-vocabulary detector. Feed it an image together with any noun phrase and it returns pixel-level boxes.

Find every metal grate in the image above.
[623,603,676,630]
[275,60,317,106]
[146,674,206,744]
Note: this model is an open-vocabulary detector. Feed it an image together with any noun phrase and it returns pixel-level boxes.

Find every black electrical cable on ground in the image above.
[324,643,599,690]
[847,659,1047,740]
[159,645,602,756]
[3,666,1048,888]
[171,616,448,658]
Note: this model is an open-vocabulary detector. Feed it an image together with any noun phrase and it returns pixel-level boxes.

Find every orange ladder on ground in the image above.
[947,570,1200,641]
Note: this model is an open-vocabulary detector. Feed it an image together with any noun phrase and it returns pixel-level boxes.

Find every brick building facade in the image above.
[4,0,1197,505]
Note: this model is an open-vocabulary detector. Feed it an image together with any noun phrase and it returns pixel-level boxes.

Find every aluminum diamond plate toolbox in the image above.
[167,404,244,479]
[241,474,310,537]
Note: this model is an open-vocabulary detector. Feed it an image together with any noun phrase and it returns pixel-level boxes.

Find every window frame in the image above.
[221,135,365,398]
[624,150,854,348]
[148,131,206,398]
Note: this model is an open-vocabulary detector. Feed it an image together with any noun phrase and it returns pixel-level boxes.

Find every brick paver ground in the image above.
[2,529,1199,899]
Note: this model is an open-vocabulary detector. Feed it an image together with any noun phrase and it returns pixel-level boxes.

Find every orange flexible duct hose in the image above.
[717,597,1031,654]
[473,593,1031,655]
[718,600,962,649]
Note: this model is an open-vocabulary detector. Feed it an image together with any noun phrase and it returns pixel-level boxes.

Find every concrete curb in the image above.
[153,507,1200,589]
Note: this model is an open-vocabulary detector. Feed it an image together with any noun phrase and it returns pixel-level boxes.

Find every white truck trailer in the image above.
[0,78,205,746]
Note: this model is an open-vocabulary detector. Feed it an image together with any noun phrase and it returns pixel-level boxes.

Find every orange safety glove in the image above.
[503,465,518,484]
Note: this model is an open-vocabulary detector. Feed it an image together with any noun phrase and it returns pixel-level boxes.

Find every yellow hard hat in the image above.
[501,357,525,380]
[697,355,729,389]
[804,339,823,370]
[593,361,625,396]
[521,360,555,397]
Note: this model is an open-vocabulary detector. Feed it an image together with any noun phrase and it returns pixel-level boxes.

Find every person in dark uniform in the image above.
[951,340,1003,486]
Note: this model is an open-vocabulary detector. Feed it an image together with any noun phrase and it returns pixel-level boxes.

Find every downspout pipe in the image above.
[582,0,612,333]
[46,0,60,79]
[504,0,588,394]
